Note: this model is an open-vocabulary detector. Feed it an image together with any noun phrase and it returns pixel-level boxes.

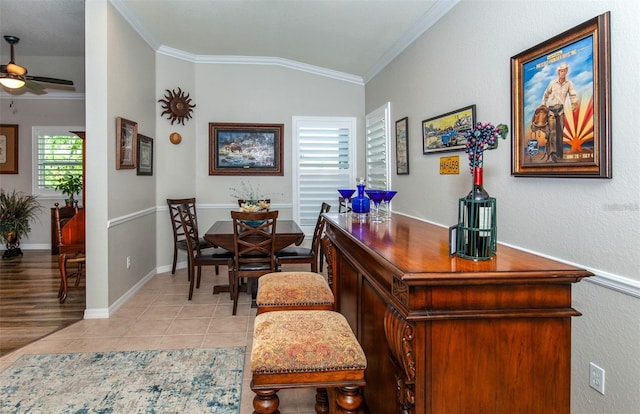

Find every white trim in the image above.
[363,0,461,83]
[109,0,160,50]
[194,54,363,85]
[112,0,460,86]
[394,211,640,299]
[107,207,156,228]
[156,45,363,85]
[83,268,156,319]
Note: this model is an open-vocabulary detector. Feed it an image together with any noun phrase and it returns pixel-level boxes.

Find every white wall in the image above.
[364,1,639,413]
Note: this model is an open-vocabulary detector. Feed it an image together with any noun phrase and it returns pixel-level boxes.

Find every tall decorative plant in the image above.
[0,189,42,258]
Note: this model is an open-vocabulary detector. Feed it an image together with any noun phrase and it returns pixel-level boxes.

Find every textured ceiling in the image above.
[1,0,455,79]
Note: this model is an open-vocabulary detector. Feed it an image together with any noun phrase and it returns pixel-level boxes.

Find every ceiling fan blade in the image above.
[25,79,46,91]
[26,75,74,86]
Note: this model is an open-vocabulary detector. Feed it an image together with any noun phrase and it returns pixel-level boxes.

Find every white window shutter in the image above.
[293,117,356,233]
[366,103,391,190]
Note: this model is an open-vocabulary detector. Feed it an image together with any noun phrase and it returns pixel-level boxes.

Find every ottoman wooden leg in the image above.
[336,385,363,413]
[253,388,280,414]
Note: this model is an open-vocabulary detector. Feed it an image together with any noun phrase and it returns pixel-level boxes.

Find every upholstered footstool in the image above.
[256,271,334,314]
[251,310,367,413]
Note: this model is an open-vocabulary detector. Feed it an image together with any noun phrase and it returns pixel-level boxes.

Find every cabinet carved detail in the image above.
[385,305,416,412]
[392,276,409,307]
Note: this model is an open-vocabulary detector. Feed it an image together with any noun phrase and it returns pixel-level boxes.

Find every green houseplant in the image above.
[54,173,83,207]
[0,189,42,259]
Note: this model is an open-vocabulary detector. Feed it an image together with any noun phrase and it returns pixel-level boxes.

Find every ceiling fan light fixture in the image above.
[6,63,27,76]
[0,74,26,89]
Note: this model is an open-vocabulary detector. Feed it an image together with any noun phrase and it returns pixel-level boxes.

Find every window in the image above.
[33,127,84,197]
[366,102,391,190]
[292,117,356,233]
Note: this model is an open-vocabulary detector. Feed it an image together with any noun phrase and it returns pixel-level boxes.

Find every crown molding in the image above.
[112,0,459,86]
[363,0,461,83]
[109,0,160,50]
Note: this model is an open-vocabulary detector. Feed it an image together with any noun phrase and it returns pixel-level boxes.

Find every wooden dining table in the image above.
[203,219,305,301]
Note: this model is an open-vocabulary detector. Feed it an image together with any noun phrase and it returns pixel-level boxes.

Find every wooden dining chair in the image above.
[167,197,217,276]
[177,204,234,300]
[276,202,330,273]
[230,210,279,315]
[53,202,85,304]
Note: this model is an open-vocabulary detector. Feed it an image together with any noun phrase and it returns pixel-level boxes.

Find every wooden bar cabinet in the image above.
[323,213,593,414]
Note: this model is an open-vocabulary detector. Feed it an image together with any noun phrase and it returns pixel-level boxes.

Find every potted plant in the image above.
[0,189,42,259]
[54,173,83,207]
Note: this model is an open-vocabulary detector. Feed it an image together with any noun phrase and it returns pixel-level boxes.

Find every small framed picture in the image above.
[137,134,153,176]
[116,117,138,170]
[422,105,476,154]
[0,124,19,174]
[395,117,409,175]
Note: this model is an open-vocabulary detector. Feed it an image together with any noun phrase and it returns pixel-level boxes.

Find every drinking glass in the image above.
[337,189,355,215]
[365,189,387,223]
[382,190,397,220]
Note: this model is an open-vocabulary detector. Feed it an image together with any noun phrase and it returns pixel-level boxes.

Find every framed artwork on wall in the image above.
[209,122,284,176]
[511,12,611,178]
[422,105,476,154]
[395,117,409,175]
[137,134,153,176]
[0,124,18,174]
[116,117,138,170]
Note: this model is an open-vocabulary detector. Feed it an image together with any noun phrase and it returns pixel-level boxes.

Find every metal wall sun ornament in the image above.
[158,87,196,125]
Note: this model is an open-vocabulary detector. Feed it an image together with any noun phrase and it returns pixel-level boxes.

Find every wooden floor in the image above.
[0,250,85,357]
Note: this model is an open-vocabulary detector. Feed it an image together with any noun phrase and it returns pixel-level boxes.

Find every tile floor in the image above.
[0,265,317,414]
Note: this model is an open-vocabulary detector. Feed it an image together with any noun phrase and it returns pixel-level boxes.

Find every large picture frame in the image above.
[116,117,138,170]
[0,124,19,174]
[422,105,475,154]
[136,134,153,176]
[209,122,283,175]
[395,117,409,174]
[511,12,611,178]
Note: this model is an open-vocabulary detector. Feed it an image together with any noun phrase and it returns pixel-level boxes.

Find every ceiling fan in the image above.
[0,35,74,92]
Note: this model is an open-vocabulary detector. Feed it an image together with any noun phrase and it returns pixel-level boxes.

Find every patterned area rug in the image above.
[0,347,244,413]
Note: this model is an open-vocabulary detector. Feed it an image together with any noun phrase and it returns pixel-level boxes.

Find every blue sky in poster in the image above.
[522,36,594,125]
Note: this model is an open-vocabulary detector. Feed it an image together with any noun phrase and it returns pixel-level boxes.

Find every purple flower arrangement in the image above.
[464,122,509,173]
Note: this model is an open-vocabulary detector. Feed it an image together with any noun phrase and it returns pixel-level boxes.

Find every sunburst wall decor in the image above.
[158,87,196,125]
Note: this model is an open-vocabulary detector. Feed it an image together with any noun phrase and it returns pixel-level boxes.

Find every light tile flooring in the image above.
[0,265,317,414]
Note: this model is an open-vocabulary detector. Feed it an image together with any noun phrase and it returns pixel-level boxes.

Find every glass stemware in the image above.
[382,190,397,220]
[365,189,387,223]
[337,189,356,215]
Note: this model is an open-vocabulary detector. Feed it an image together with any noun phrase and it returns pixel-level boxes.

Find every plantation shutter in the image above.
[366,103,391,190]
[293,117,356,233]
[33,127,84,196]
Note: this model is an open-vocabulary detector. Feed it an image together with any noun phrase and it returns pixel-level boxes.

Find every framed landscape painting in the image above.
[209,123,283,176]
[422,105,475,154]
[511,12,611,178]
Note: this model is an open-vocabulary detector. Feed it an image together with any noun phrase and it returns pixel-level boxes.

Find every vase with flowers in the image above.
[456,122,508,260]
[229,180,271,212]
